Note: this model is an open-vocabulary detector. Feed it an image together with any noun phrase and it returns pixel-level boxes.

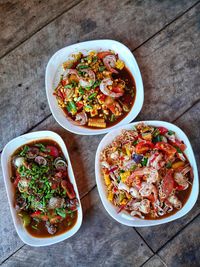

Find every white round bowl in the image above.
[1,131,82,246]
[95,121,199,227]
[45,39,144,135]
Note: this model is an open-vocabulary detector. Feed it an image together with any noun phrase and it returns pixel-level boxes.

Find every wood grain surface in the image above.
[0,0,200,266]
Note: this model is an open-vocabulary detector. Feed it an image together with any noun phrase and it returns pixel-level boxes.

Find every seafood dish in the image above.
[100,123,193,219]
[11,140,79,237]
[53,50,136,128]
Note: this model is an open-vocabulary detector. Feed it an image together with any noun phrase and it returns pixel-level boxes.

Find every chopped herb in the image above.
[56,208,66,218]
[152,135,163,143]
[141,157,148,166]
[79,87,85,95]
[78,65,89,69]
[20,145,29,156]
[133,140,138,146]
[66,101,77,114]
[64,84,73,89]
[168,130,175,136]
[35,143,46,152]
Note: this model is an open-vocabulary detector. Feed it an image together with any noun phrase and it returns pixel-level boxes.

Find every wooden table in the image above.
[0,0,199,266]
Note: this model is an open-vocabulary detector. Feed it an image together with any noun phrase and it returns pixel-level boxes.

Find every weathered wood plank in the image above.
[0,0,81,58]
[136,101,200,252]
[1,188,153,267]
[143,255,167,267]
[135,3,200,122]
[158,215,200,267]
[0,0,198,150]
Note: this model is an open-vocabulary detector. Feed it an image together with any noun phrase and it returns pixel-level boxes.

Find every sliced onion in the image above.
[26,147,39,159]
[13,156,25,168]
[55,159,67,171]
[35,156,47,166]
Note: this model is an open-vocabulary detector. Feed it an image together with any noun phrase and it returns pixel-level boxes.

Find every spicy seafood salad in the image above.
[54,50,135,128]
[100,123,193,219]
[11,140,79,237]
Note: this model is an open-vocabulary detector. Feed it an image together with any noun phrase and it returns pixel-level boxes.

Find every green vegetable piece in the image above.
[32,225,38,230]
[88,92,97,100]
[64,84,73,89]
[78,65,89,69]
[20,145,29,156]
[176,147,182,153]
[166,161,172,169]
[19,212,31,227]
[110,114,116,122]
[119,192,125,202]
[56,208,66,218]
[79,87,85,95]
[66,101,77,114]
[35,143,46,152]
[141,157,148,167]
[168,130,175,136]
[153,128,160,137]
[130,165,137,171]
[99,66,106,72]
[93,80,101,88]
[133,140,138,146]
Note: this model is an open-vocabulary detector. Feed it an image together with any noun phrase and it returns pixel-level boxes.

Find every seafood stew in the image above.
[53,50,136,128]
[11,140,79,237]
[100,123,193,220]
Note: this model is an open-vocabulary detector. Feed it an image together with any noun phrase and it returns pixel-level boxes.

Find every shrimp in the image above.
[103,55,118,74]
[174,164,191,190]
[127,167,159,185]
[139,182,158,201]
[63,69,79,78]
[100,78,123,98]
[129,199,150,214]
[74,111,88,125]
[168,195,182,209]
[79,69,95,88]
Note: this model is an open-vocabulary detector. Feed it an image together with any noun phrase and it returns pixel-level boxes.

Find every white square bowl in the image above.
[95,121,199,227]
[1,131,82,246]
[45,39,144,135]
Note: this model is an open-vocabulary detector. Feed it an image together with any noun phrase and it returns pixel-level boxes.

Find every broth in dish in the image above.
[11,140,79,237]
[100,123,193,220]
[53,50,136,128]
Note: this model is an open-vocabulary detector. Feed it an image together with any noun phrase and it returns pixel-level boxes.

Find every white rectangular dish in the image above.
[95,121,199,227]
[46,39,144,135]
[1,131,82,246]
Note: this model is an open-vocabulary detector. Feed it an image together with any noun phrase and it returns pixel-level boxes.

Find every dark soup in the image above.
[53,50,136,128]
[11,139,79,237]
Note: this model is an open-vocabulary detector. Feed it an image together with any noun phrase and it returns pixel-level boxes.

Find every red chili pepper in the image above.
[13,172,21,187]
[31,211,41,217]
[157,127,168,135]
[31,211,48,221]
[117,205,126,213]
[76,102,84,110]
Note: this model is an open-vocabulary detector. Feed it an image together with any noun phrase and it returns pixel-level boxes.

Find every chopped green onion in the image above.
[64,84,73,89]
[66,101,77,114]
[32,225,38,230]
[93,80,101,88]
[110,114,116,122]
[20,145,29,156]
[78,65,89,69]
[56,208,66,218]
[166,161,172,168]
[79,87,85,95]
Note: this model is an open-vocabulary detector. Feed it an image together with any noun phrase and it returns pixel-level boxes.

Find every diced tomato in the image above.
[13,172,21,187]
[170,139,186,152]
[50,215,62,224]
[61,180,76,199]
[155,142,176,157]
[135,141,154,154]
[97,51,113,59]
[61,79,68,86]
[112,86,124,94]
[76,102,84,110]
[46,146,59,157]
[158,127,168,135]
[51,183,58,190]
[99,94,106,102]
[162,170,175,198]
[31,211,48,221]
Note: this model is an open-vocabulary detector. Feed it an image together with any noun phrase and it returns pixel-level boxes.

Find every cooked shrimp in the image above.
[74,111,88,125]
[79,69,95,88]
[127,167,159,184]
[168,195,182,209]
[103,55,118,74]
[100,78,123,98]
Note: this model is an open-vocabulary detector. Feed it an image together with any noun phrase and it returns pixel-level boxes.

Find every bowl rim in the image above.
[45,39,144,135]
[95,120,199,227]
[1,130,83,246]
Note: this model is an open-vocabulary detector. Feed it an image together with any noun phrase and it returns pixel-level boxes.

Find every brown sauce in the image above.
[11,139,78,238]
[63,66,136,128]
